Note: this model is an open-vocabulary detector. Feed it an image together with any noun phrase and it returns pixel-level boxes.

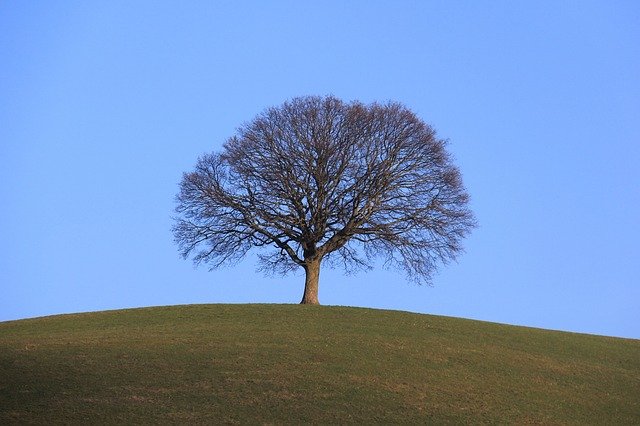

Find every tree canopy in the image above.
[173,96,475,303]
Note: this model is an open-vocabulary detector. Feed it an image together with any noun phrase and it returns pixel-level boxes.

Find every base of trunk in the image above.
[300,260,320,305]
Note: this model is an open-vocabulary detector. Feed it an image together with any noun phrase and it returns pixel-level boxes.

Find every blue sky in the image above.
[1,1,638,338]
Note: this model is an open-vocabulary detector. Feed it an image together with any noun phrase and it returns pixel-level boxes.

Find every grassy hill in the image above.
[1,304,638,424]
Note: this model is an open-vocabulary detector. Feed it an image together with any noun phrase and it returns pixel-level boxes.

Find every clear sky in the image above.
[1,1,638,338]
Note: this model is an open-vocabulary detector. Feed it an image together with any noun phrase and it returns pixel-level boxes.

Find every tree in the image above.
[173,96,475,304]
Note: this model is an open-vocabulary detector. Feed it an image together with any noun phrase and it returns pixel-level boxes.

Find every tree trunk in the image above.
[300,259,320,305]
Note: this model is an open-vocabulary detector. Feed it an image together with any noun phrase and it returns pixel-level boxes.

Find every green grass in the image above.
[1,304,638,424]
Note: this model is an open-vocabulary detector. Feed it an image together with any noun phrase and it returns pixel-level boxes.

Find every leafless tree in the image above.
[173,96,475,304]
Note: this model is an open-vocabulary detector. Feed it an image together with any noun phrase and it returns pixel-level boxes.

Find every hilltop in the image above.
[1,304,638,424]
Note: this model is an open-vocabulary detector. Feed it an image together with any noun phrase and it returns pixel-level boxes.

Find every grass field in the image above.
[1,304,638,424]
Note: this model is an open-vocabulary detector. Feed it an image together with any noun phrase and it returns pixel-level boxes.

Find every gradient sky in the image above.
[2,1,638,338]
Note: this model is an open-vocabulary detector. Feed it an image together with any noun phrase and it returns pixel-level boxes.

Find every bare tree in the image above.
[173,96,475,304]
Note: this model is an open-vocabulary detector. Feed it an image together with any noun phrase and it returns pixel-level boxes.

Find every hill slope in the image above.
[1,304,639,424]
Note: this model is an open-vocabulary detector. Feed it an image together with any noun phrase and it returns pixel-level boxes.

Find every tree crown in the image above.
[174,96,475,284]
